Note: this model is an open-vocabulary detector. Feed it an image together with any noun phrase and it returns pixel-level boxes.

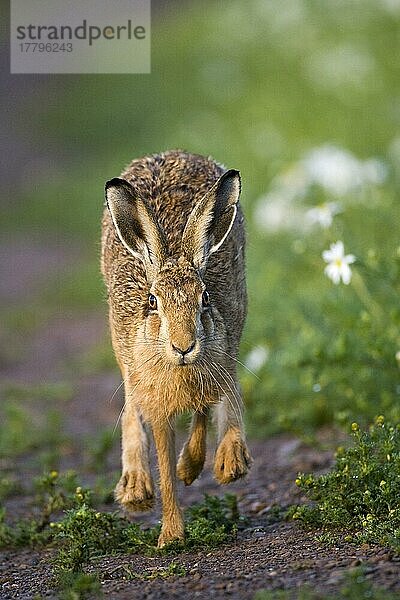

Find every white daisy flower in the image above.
[245,345,269,372]
[306,202,342,228]
[254,192,306,233]
[303,145,364,196]
[322,241,356,285]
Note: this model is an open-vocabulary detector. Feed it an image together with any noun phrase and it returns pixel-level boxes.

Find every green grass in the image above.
[289,416,400,553]
[1,382,73,404]
[84,429,116,473]
[0,383,72,462]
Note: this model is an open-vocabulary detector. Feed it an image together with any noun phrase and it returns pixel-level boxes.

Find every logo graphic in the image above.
[10,0,150,74]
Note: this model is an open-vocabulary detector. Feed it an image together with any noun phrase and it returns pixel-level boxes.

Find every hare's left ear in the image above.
[105,177,168,281]
[181,170,241,271]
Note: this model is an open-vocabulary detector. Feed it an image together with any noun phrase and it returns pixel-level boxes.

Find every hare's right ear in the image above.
[105,178,168,279]
[181,169,241,272]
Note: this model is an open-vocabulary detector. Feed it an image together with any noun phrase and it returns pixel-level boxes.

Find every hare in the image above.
[101,150,251,547]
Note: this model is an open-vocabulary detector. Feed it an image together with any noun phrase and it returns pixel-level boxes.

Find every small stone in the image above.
[350,559,362,567]
[249,501,267,513]
[252,528,266,538]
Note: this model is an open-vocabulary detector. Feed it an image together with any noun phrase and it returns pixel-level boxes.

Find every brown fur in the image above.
[101,150,251,547]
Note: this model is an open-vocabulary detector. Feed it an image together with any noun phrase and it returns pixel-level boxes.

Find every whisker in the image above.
[203,357,242,425]
[218,349,261,380]
[108,377,126,405]
[199,358,242,424]
[112,403,126,436]
[217,362,243,421]
[107,346,163,404]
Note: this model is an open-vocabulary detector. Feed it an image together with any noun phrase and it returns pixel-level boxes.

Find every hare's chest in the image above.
[136,370,217,420]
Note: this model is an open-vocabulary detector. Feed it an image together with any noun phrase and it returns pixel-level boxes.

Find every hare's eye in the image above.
[148,294,158,310]
[202,290,210,307]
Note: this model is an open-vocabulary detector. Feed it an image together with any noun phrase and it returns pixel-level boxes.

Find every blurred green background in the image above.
[2,0,400,440]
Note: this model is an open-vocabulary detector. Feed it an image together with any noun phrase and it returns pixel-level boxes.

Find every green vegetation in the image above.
[54,490,240,576]
[57,572,102,600]
[0,470,78,547]
[290,417,400,553]
[85,429,115,473]
[1,382,73,404]
[0,466,240,585]
[118,561,187,581]
[0,400,62,459]
[0,383,72,471]
[254,567,400,599]
[56,561,186,600]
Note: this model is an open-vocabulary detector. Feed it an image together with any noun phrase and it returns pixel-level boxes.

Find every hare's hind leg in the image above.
[115,380,154,512]
[213,378,252,484]
[177,410,208,485]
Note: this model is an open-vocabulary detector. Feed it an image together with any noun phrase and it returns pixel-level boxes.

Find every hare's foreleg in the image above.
[115,390,154,512]
[152,421,184,547]
[177,410,208,485]
[213,379,252,484]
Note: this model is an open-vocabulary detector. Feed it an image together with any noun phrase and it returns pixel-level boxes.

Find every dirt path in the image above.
[1,238,400,599]
[1,429,399,599]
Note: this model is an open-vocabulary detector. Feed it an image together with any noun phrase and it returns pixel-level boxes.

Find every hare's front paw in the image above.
[214,428,252,484]
[115,470,154,512]
[176,443,205,486]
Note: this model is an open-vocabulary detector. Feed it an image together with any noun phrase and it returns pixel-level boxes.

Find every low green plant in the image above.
[57,571,102,600]
[2,382,73,404]
[0,506,53,547]
[0,475,22,501]
[0,383,71,459]
[254,567,400,599]
[54,501,129,575]
[34,470,79,519]
[0,402,62,458]
[253,567,399,600]
[53,492,240,578]
[290,417,400,552]
[120,561,186,580]
[91,473,119,505]
[85,429,115,473]
[0,470,80,547]
[184,493,241,549]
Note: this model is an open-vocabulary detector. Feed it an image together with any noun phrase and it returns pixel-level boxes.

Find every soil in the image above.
[1,238,400,599]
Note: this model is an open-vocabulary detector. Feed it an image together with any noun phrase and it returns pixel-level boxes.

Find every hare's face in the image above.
[146,259,212,366]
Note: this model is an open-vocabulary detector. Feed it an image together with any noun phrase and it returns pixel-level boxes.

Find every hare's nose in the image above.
[172,341,195,356]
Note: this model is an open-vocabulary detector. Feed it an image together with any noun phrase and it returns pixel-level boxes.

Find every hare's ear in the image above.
[181,170,240,271]
[105,178,168,278]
